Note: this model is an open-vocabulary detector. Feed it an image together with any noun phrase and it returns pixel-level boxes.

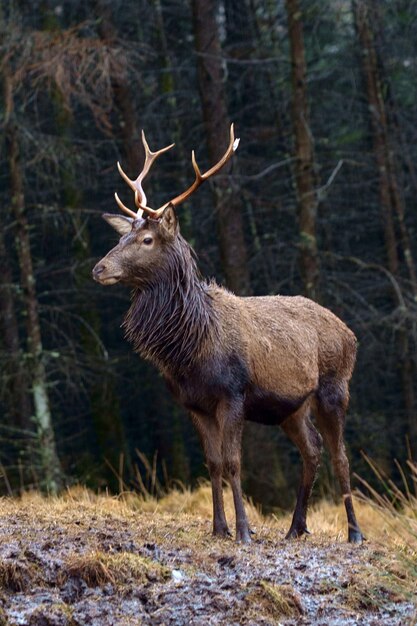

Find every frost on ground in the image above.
[0,487,415,625]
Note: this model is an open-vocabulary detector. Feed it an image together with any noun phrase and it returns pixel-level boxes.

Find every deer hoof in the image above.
[236,531,252,543]
[236,527,252,544]
[213,526,232,538]
[285,526,311,540]
[348,529,365,544]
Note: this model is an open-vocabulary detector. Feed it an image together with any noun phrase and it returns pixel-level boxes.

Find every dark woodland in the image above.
[1,0,417,513]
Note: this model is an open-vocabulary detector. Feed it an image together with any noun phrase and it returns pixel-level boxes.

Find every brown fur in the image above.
[92,206,364,544]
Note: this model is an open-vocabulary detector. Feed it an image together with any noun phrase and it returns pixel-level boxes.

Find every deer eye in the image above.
[143,236,153,245]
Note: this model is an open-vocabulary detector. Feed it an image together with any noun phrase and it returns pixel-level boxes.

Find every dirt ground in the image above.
[0,488,415,625]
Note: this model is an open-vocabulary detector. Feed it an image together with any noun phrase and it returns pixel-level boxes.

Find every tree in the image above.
[0,227,32,429]
[0,12,128,490]
[353,0,417,459]
[3,66,63,493]
[285,0,320,301]
[1,0,417,503]
[191,0,251,295]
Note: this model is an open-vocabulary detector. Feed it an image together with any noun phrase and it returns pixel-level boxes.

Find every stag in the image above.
[92,126,364,544]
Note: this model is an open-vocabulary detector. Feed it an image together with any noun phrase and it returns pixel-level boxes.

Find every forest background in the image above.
[1,0,416,511]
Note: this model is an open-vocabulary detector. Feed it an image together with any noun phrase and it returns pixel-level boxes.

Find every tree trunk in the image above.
[224,0,261,124]
[353,0,399,275]
[353,0,417,460]
[191,0,251,296]
[93,0,140,175]
[153,0,196,237]
[285,0,320,301]
[0,229,32,428]
[365,0,417,297]
[4,67,63,492]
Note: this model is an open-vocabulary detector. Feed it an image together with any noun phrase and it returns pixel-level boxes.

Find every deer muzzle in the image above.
[92,262,122,285]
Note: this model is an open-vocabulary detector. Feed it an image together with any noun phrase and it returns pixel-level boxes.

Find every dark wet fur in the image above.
[123,235,219,374]
[244,386,313,426]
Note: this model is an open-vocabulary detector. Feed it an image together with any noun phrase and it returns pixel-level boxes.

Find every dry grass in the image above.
[0,478,415,624]
[0,559,33,591]
[60,551,170,587]
[0,479,413,550]
[5,484,416,586]
[340,575,405,611]
[356,458,417,552]
[246,581,304,620]
[0,607,8,626]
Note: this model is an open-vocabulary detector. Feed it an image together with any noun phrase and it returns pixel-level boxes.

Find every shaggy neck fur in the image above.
[123,235,218,374]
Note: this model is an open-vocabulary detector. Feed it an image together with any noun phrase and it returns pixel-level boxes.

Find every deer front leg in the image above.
[218,397,251,544]
[191,413,230,538]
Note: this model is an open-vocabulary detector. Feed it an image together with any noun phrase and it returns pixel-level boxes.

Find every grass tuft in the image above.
[0,559,35,592]
[60,551,170,588]
[340,574,410,611]
[0,607,8,626]
[354,456,417,602]
[246,580,304,620]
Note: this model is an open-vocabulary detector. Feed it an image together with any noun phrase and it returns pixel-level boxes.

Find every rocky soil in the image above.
[0,491,415,625]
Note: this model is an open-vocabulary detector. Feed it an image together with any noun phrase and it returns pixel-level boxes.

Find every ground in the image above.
[0,485,415,625]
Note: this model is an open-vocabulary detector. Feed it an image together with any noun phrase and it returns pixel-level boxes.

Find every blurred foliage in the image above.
[0,0,416,509]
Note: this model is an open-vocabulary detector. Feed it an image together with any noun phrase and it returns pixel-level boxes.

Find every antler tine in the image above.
[201,123,239,180]
[117,131,175,212]
[152,123,239,218]
[114,192,141,219]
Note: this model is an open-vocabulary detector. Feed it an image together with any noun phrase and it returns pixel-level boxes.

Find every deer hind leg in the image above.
[219,397,251,544]
[191,413,230,538]
[282,406,323,539]
[316,378,364,544]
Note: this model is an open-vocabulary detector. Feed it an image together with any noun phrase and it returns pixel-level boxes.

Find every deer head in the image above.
[92,125,239,287]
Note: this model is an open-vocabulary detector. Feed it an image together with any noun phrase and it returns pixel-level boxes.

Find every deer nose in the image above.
[92,263,106,280]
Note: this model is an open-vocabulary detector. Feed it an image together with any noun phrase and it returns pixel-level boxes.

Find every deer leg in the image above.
[219,398,251,544]
[191,413,230,537]
[316,380,364,544]
[282,408,323,539]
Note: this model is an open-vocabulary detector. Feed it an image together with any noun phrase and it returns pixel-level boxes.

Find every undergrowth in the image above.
[0,456,415,623]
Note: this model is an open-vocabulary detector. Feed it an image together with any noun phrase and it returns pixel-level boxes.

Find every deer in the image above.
[92,125,364,545]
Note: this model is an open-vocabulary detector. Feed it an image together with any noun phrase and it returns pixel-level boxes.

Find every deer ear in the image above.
[102,213,133,236]
[160,204,178,236]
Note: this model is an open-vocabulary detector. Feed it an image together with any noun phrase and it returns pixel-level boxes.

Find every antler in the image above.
[149,123,239,219]
[114,124,239,220]
[115,130,174,218]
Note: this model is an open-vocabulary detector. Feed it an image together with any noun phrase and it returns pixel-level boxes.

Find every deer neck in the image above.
[123,238,218,373]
